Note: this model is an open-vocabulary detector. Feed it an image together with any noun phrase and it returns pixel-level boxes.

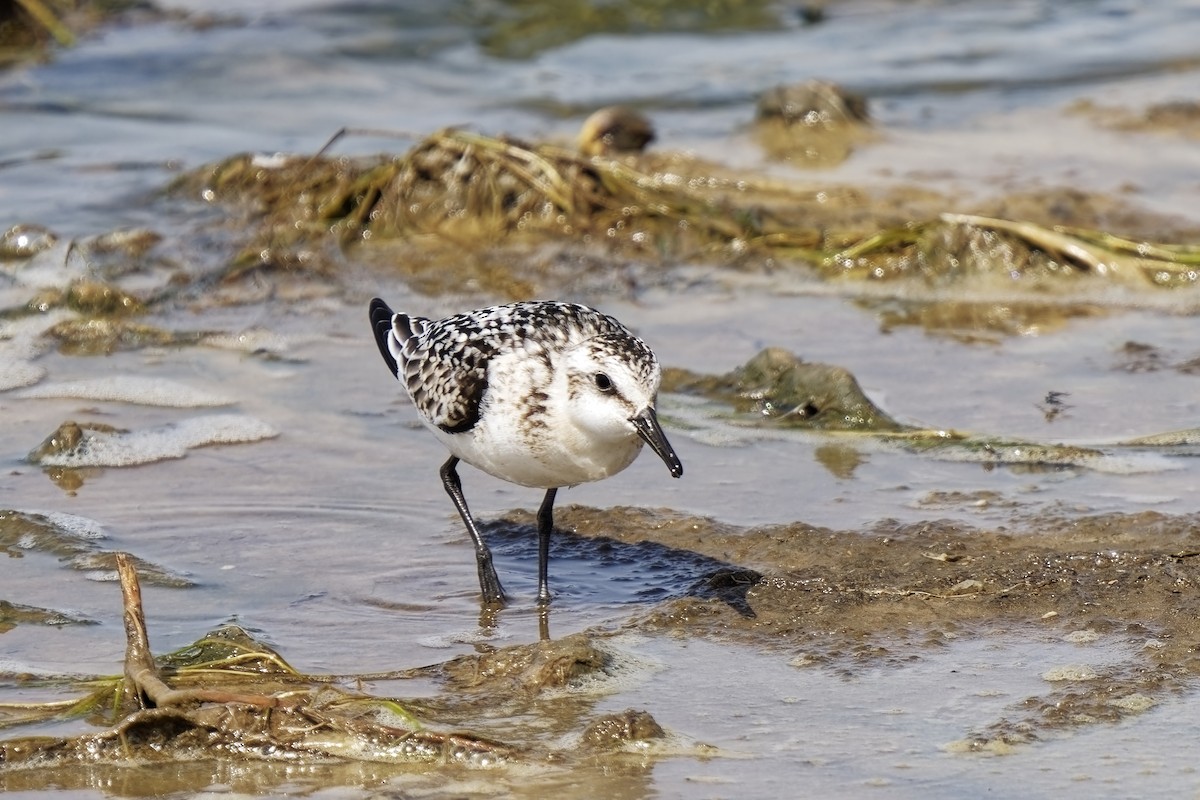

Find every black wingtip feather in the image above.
[368,297,400,378]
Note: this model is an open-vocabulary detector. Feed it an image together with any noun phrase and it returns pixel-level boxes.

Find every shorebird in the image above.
[369,298,682,607]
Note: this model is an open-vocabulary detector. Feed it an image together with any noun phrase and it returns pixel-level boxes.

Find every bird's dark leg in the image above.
[439,456,506,606]
[536,487,558,607]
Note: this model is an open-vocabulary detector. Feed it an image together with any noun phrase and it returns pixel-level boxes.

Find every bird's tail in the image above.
[368,297,411,379]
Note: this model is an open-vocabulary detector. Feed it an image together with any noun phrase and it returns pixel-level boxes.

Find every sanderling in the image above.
[369,298,683,607]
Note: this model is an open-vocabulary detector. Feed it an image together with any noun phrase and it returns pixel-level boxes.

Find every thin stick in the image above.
[115,553,283,709]
[312,127,425,160]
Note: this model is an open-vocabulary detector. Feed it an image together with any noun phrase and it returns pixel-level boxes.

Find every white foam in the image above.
[32,414,278,467]
[5,242,89,289]
[17,376,235,408]
[416,628,513,649]
[0,358,45,391]
[250,152,292,169]
[0,313,64,391]
[37,511,110,541]
[535,635,666,700]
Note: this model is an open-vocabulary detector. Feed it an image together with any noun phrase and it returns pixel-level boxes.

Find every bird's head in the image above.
[562,335,682,478]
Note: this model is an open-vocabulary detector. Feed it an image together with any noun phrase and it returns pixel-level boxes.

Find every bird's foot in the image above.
[478,562,507,607]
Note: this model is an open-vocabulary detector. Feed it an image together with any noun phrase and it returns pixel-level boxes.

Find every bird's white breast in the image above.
[428,349,643,489]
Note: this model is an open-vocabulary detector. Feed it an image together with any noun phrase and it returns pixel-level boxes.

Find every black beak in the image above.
[631,407,683,478]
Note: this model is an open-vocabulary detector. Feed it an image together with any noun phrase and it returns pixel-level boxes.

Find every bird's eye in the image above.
[594,372,614,393]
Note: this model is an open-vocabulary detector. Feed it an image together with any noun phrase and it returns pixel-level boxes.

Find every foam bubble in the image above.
[32,414,278,468]
[17,376,235,408]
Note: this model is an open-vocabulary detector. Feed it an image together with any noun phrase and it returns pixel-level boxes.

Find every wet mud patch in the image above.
[546,504,1200,747]
[484,517,758,613]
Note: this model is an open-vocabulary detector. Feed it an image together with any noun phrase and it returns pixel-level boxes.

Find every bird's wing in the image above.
[372,297,477,429]
[402,322,500,434]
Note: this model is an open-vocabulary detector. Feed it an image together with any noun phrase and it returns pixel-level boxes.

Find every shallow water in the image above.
[5,0,1200,796]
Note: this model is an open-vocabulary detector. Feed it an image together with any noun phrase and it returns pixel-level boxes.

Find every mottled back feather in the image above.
[368,299,656,435]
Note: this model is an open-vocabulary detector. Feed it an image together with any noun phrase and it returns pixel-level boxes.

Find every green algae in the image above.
[663,346,905,432]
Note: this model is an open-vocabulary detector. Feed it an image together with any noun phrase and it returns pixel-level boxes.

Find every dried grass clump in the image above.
[179,128,1200,297]
[180,128,840,261]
